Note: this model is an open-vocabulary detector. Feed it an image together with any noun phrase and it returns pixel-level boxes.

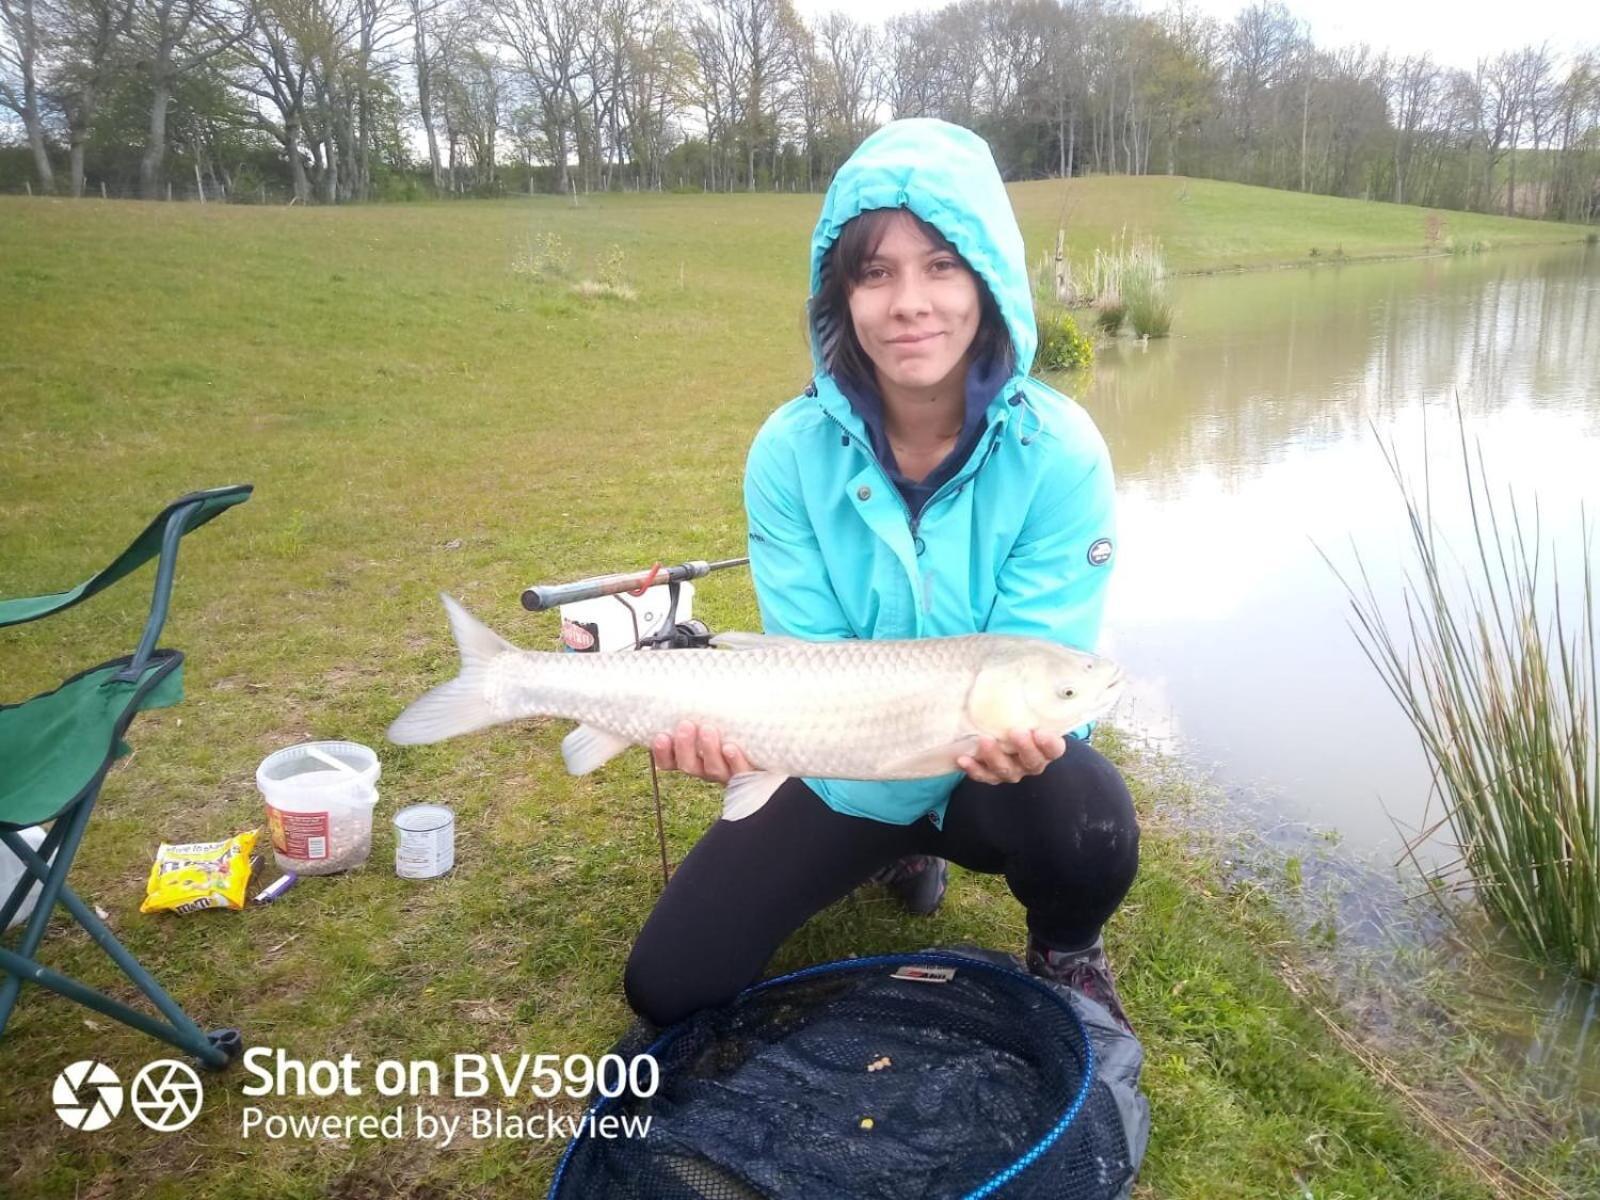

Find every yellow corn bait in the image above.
[141,831,258,915]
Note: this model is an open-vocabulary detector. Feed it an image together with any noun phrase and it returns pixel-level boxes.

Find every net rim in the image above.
[548,949,1098,1200]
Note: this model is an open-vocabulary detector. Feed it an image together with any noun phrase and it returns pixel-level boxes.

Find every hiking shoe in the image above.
[869,855,949,916]
[1026,935,1133,1034]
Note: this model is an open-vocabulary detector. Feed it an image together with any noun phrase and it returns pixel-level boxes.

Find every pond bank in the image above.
[1119,729,1600,1199]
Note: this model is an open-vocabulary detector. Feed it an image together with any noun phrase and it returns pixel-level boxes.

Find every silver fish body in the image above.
[389,596,1123,817]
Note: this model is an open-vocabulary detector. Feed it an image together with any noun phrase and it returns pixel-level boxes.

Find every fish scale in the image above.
[388,596,1124,812]
[491,637,985,779]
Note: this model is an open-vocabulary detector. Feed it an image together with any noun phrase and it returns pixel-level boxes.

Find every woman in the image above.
[628,119,1138,1032]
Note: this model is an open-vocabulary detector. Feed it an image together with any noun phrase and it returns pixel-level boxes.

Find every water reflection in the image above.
[1085,244,1600,1141]
[1084,245,1600,861]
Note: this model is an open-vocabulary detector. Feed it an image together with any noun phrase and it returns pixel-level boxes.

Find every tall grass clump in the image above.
[1122,239,1173,338]
[1326,422,1599,981]
[1074,231,1172,338]
[512,229,571,280]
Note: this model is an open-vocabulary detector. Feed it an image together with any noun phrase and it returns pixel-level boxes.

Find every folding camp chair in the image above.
[0,484,252,1068]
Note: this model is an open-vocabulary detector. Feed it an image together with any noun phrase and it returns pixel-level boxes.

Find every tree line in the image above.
[2,0,1596,221]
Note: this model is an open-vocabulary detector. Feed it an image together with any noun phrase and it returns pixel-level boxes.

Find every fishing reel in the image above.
[635,586,715,650]
[519,556,748,885]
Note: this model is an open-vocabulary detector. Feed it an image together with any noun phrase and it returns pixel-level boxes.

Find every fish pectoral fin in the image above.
[720,771,787,821]
[876,737,982,778]
[561,724,634,775]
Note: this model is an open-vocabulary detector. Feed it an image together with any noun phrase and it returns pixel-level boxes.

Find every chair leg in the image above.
[0,946,229,1065]
[0,820,66,930]
[0,805,232,1067]
[0,799,94,1032]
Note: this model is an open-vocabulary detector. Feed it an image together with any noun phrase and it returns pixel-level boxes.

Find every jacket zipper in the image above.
[824,411,921,534]
[825,412,1006,540]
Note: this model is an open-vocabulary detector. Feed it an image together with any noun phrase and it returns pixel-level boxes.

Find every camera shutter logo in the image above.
[52,1060,124,1131]
[130,1059,205,1132]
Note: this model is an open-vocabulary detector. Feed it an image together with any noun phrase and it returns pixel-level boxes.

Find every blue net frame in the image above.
[549,950,1139,1200]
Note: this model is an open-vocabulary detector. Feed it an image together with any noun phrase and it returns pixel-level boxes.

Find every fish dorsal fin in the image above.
[561,723,633,775]
[709,631,811,651]
[876,736,982,778]
[721,771,787,820]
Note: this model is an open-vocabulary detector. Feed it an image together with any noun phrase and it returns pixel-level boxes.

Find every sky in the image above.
[791,0,1594,73]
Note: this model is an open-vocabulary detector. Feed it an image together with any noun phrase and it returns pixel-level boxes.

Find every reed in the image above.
[1120,237,1173,337]
[1072,231,1173,338]
[1326,420,1599,980]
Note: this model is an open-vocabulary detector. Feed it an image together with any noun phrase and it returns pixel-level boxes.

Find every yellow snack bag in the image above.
[140,831,258,915]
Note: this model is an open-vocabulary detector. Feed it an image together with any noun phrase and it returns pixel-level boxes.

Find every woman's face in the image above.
[846,212,981,395]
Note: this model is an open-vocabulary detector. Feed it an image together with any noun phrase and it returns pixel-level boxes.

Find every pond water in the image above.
[1084,244,1600,864]
[1081,243,1600,1134]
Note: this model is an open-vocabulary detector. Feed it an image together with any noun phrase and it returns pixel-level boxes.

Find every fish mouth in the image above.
[1089,665,1126,714]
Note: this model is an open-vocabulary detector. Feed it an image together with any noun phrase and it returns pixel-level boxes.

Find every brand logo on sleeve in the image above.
[1087,538,1114,566]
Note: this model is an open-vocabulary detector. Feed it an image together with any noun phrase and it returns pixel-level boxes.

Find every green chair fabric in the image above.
[0,484,251,629]
[1,485,252,1069]
[0,652,184,830]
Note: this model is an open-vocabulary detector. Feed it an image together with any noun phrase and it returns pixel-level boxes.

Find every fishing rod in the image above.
[521,556,750,888]
[521,558,749,612]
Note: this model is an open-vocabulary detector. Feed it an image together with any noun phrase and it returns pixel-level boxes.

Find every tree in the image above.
[237,0,314,201]
[405,0,444,189]
[485,0,586,194]
[49,0,137,196]
[437,40,501,187]
[127,0,251,198]
[0,0,57,189]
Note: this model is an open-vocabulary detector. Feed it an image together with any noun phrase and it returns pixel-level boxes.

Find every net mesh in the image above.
[549,951,1137,1200]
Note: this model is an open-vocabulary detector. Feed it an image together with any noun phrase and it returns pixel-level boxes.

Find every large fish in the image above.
[388,596,1124,819]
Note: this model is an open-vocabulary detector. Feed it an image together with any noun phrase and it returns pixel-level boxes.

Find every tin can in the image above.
[394,804,455,879]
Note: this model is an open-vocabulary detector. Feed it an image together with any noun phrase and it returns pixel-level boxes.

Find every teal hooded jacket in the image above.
[744,118,1116,827]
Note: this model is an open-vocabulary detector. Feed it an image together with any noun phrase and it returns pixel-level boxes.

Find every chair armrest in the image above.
[0,485,253,637]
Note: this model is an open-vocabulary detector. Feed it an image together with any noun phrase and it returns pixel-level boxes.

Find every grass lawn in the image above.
[0,178,1587,1198]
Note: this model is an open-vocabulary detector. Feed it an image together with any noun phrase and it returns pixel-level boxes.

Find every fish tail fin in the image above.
[388,594,519,745]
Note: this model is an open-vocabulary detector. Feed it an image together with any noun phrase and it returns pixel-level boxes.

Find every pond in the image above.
[1080,243,1600,1132]
[1085,244,1600,864]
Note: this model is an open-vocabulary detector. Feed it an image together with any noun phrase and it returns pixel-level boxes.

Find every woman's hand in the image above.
[651,721,757,785]
[957,729,1066,786]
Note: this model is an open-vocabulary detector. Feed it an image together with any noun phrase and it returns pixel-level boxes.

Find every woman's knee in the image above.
[623,933,694,1028]
[1025,742,1141,876]
[623,927,749,1028]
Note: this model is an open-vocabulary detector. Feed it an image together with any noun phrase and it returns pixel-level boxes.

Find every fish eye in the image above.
[1056,685,1076,699]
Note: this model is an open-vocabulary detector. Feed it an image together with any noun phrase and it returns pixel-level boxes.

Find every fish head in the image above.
[967,639,1125,736]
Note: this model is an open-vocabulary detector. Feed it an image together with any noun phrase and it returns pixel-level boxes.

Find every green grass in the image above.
[1004,175,1591,274]
[0,182,1582,1197]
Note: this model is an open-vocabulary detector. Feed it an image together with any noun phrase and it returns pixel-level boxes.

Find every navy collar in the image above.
[834,354,1008,477]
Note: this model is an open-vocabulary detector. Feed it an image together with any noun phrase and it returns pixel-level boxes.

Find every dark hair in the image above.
[808,208,1012,390]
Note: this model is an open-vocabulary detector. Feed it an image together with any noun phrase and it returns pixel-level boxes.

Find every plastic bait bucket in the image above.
[256,741,380,875]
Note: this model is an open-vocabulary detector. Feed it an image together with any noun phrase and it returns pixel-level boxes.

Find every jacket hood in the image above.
[808,119,1037,383]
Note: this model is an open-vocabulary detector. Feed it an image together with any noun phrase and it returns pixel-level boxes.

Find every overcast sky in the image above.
[791,0,1593,72]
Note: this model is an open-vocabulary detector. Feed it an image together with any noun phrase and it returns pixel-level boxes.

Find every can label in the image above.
[267,805,329,860]
[395,816,454,879]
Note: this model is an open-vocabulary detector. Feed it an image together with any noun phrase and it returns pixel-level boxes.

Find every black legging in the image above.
[624,736,1139,1027]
